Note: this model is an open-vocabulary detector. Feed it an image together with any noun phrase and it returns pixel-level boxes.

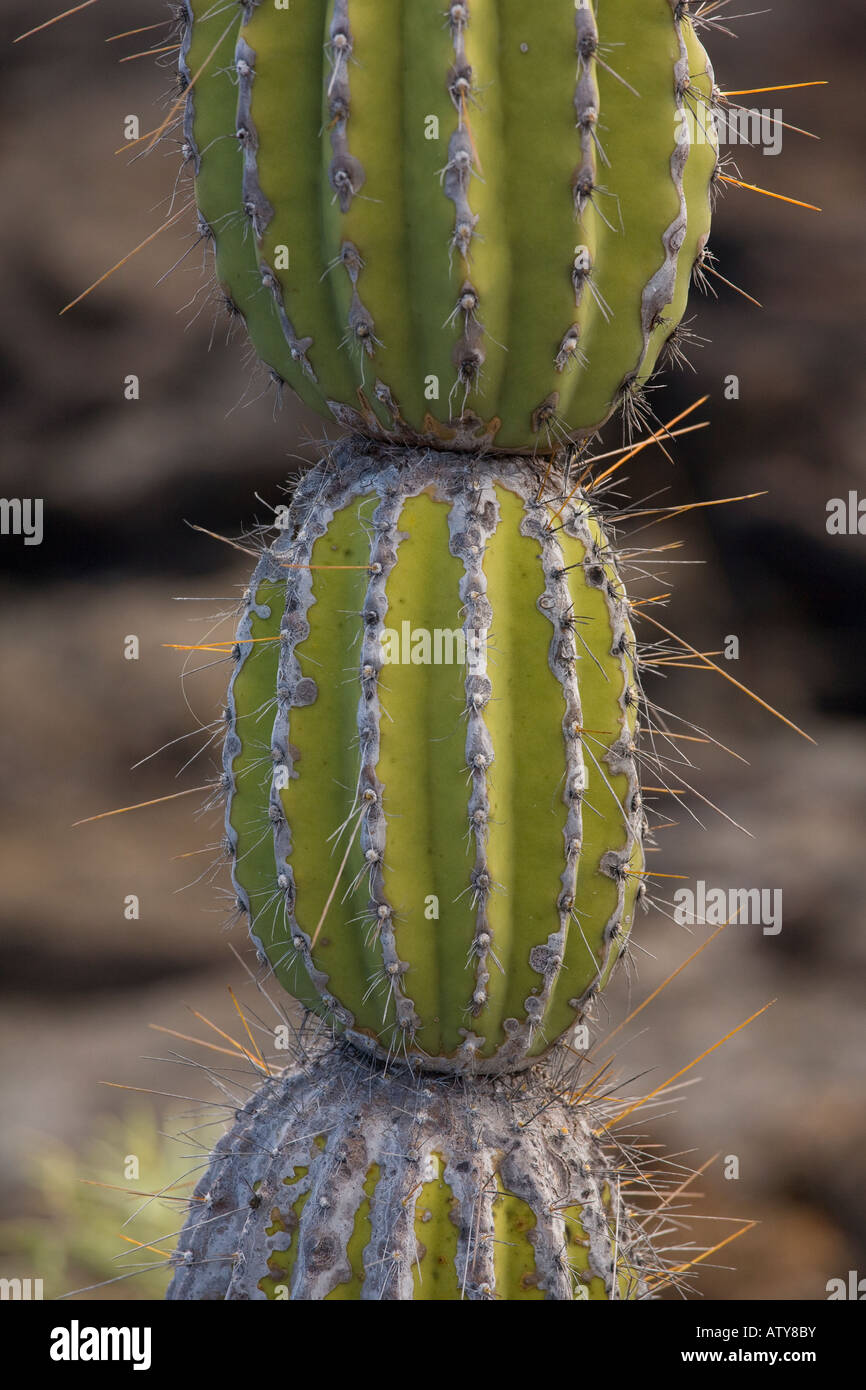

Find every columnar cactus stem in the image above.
[161,0,730,1300]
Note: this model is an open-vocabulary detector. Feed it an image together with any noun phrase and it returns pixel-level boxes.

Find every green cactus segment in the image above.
[480,486,577,1044]
[399,4,475,426]
[258,1184,311,1300]
[181,2,311,405]
[412,1154,461,1299]
[182,1,716,450]
[492,1176,546,1300]
[562,1205,612,1300]
[325,1163,379,1300]
[375,493,474,1058]
[641,17,719,381]
[563,0,685,431]
[225,444,643,1071]
[681,19,718,261]
[531,511,641,1052]
[564,1185,642,1300]
[320,0,415,431]
[239,2,357,410]
[491,1,584,447]
[224,577,301,981]
[181,2,242,268]
[278,499,382,1025]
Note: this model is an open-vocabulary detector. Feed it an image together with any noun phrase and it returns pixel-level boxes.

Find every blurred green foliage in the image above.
[0,1109,203,1300]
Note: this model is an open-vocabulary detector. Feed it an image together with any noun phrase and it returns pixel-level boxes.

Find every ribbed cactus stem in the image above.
[225,439,646,1071]
[160,0,731,1302]
[168,1043,653,1301]
[180,0,717,449]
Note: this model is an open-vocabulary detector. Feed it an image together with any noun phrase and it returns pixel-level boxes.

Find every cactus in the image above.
[168,1040,658,1301]
[181,0,717,449]
[0,1111,184,1301]
[227,440,644,1071]
[168,436,655,1299]
[13,0,829,1307]
[31,0,756,1302]
[164,0,719,1299]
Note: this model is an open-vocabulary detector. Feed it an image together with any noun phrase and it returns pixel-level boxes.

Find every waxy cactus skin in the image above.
[181,0,717,450]
[225,441,644,1072]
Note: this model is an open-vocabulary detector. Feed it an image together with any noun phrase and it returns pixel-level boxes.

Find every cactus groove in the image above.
[224,440,645,1072]
[180,0,718,450]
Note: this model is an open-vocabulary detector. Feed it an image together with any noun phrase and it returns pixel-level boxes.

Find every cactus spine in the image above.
[181,0,717,449]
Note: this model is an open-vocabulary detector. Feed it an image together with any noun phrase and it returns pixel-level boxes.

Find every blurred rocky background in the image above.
[0,1,863,1299]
